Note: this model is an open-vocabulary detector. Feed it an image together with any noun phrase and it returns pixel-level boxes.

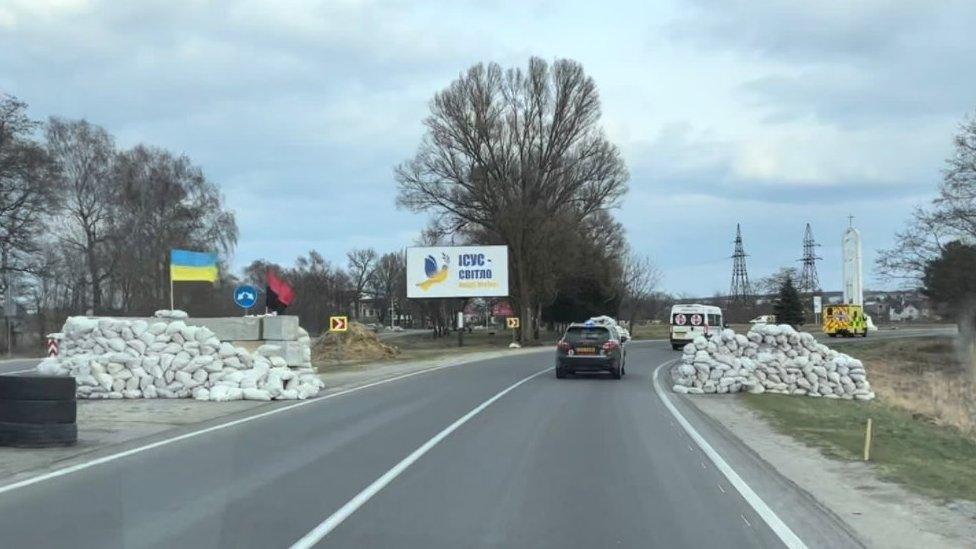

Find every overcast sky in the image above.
[2,0,973,295]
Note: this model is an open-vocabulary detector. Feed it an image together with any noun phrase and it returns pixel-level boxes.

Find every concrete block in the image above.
[262,316,299,341]
[242,340,303,366]
[186,317,262,341]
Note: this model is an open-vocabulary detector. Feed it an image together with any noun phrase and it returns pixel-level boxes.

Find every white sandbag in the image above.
[36,358,65,376]
[242,388,272,401]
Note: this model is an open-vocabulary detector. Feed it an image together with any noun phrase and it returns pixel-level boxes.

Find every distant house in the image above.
[356,296,382,323]
[889,303,921,322]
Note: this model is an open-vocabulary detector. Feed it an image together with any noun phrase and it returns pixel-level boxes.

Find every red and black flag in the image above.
[266,269,294,314]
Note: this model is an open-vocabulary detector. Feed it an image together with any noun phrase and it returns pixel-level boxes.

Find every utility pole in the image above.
[729,224,752,302]
[2,246,11,357]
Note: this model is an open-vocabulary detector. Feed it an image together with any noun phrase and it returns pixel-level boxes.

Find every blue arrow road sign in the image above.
[233,285,258,309]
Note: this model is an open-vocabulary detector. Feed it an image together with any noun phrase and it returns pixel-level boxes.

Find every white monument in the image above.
[842,216,863,306]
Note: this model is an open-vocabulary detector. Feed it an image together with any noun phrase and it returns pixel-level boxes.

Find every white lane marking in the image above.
[3,368,36,374]
[718,484,726,494]
[0,354,547,496]
[290,367,551,548]
[741,514,752,527]
[652,361,807,549]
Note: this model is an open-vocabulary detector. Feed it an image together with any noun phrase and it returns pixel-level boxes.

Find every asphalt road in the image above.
[0,341,869,548]
[0,358,44,376]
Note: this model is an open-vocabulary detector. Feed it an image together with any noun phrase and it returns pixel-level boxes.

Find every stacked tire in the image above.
[0,375,77,448]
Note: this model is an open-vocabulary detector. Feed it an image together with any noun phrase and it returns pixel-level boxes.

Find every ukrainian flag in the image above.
[170,249,218,282]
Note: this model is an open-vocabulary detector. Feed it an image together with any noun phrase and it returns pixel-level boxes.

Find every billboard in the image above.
[406,246,509,299]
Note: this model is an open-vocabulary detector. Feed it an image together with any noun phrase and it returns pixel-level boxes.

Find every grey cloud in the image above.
[681,1,976,125]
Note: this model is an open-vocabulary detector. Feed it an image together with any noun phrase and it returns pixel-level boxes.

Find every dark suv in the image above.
[555,322,626,379]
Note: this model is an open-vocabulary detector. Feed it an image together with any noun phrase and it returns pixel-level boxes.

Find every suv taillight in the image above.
[602,341,619,353]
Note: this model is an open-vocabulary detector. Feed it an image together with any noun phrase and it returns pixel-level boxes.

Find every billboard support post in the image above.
[457,311,464,347]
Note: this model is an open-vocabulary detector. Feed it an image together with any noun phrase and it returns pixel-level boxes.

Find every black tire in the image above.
[671,344,682,351]
[0,375,76,401]
[610,363,622,380]
[0,399,77,424]
[556,368,567,379]
[828,333,837,338]
[0,421,77,448]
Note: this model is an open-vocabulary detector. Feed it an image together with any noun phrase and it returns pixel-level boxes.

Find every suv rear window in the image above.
[564,326,612,343]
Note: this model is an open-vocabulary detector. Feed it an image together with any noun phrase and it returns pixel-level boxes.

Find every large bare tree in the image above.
[396,57,628,341]
[111,144,238,313]
[45,118,116,312]
[0,94,56,280]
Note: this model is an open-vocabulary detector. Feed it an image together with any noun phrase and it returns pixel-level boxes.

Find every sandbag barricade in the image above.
[35,310,323,401]
[672,324,875,400]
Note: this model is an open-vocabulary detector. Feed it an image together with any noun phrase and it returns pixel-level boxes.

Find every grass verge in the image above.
[742,393,976,502]
[315,329,557,372]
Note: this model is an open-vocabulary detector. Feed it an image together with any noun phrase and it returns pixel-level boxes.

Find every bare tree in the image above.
[0,94,56,276]
[110,144,237,313]
[878,112,976,284]
[396,57,628,341]
[346,248,377,319]
[46,118,117,313]
[368,250,406,325]
[619,248,662,327]
[756,267,800,296]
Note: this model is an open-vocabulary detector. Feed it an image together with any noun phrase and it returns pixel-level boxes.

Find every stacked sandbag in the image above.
[36,311,324,401]
[672,324,875,401]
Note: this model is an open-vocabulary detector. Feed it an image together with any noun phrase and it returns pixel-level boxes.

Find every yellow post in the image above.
[863,418,873,461]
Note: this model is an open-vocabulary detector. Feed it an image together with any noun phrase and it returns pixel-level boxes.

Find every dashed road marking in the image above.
[652,361,807,549]
[290,367,552,548]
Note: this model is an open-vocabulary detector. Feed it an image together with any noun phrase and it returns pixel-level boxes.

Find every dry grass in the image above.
[848,337,976,439]
[312,322,399,363]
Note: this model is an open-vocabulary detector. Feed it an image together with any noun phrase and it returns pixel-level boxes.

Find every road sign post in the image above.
[329,316,348,362]
[457,311,464,348]
[813,295,822,326]
[506,317,520,345]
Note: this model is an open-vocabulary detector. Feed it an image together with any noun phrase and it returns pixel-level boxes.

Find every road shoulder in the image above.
[689,394,976,549]
[655,360,863,548]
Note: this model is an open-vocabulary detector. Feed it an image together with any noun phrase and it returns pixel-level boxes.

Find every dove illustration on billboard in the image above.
[407,246,509,298]
[417,253,450,291]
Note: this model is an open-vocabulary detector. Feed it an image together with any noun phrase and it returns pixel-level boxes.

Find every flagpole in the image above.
[170,277,175,311]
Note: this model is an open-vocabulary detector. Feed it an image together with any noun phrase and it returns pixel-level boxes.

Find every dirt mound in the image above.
[312,322,399,362]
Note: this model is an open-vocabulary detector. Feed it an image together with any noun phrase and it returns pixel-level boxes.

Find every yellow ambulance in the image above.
[822,304,867,337]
